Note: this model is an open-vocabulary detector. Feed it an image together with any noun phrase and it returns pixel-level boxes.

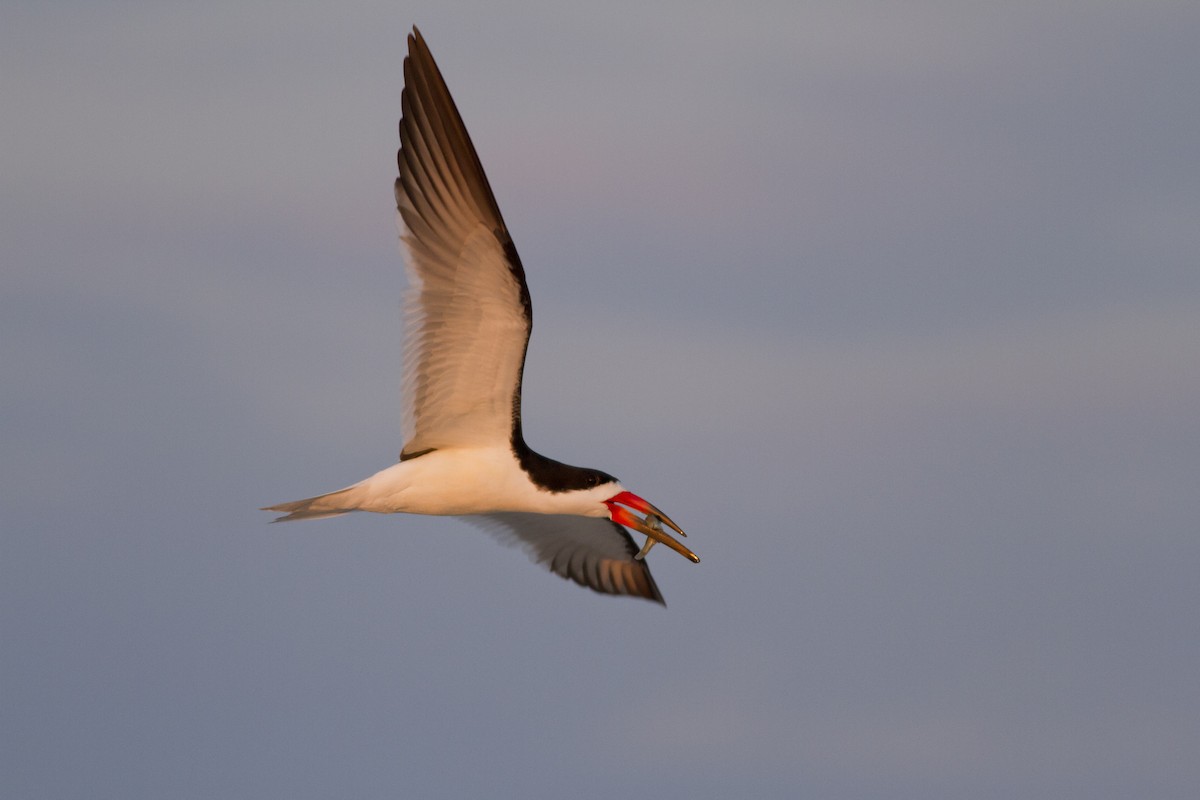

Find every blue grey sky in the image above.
[4,2,1199,798]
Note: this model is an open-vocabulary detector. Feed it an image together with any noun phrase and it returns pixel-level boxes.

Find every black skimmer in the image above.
[263,28,698,604]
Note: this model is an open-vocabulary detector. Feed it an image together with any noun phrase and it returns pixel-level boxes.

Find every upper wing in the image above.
[395,28,532,458]
[467,513,666,604]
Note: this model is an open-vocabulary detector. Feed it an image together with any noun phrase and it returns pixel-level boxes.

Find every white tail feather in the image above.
[262,484,365,522]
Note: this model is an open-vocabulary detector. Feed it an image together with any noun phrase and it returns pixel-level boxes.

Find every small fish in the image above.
[634,514,663,561]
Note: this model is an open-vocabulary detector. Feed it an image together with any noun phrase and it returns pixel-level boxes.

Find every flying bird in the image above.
[263,27,698,604]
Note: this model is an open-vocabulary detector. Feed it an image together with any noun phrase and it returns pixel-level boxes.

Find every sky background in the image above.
[4,2,1199,798]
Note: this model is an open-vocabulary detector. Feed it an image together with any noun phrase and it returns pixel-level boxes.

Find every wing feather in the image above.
[467,513,666,604]
[396,29,532,457]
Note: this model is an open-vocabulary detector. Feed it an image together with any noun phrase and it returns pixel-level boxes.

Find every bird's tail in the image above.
[261,484,366,522]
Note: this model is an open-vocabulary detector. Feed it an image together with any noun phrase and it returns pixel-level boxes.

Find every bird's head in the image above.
[533,461,699,563]
[603,488,699,564]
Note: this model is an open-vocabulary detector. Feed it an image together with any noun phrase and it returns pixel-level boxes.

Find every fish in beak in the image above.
[604,490,699,563]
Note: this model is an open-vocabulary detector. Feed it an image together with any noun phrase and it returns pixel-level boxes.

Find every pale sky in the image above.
[4,2,1199,798]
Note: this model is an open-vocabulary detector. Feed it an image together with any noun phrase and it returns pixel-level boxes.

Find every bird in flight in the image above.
[263,27,698,603]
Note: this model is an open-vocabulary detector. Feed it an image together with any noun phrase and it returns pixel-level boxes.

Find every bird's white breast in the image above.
[350,447,616,519]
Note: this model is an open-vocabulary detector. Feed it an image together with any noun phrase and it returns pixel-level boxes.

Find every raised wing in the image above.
[395,28,532,458]
[468,513,666,604]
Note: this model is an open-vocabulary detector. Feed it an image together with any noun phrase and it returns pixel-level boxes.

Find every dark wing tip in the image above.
[467,514,669,605]
[640,576,667,606]
[632,563,667,606]
[568,559,666,605]
[567,523,667,605]
[394,20,532,320]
